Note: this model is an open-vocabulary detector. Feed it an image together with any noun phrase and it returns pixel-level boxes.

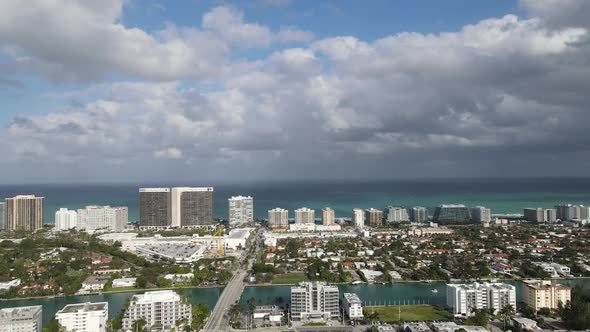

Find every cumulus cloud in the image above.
[1,2,590,182]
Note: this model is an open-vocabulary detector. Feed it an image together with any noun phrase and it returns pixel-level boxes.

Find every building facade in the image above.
[523,280,571,312]
[410,206,428,223]
[365,208,383,227]
[54,208,78,231]
[228,196,254,224]
[385,206,409,223]
[5,195,44,231]
[268,208,289,227]
[56,302,108,332]
[122,290,192,331]
[470,206,491,223]
[0,305,42,332]
[77,206,128,232]
[294,207,315,224]
[171,187,214,227]
[555,204,580,221]
[291,282,340,321]
[446,282,516,316]
[139,188,171,228]
[524,208,557,223]
[0,202,5,230]
[343,293,364,320]
[322,207,335,225]
[352,208,364,228]
[433,204,471,224]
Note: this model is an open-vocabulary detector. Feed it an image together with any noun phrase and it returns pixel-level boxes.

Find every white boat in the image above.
[431,289,438,293]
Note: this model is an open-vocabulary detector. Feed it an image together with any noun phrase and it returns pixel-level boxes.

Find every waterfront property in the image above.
[343,293,363,320]
[446,282,516,316]
[0,305,42,332]
[523,280,571,312]
[56,302,108,332]
[122,290,192,331]
[291,281,340,321]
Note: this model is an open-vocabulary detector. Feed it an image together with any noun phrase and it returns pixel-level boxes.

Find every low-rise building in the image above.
[111,278,137,288]
[0,279,21,291]
[122,290,192,331]
[343,293,363,320]
[253,305,283,324]
[56,302,108,332]
[523,280,571,312]
[403,322,432,332]
[80,275,110,292]
[511,317,540,332]
[0,305,42,332]
[431,322,488,332]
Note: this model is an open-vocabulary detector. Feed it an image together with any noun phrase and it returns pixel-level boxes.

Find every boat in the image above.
[431,289,438,293]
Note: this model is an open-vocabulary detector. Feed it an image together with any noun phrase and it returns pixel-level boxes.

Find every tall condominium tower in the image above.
[55,208,78,231]
[365,208,383,227]
[291,282,340,321]
[5,195,44,231]
[470,206,491,223]
[268,208,288,227]
[77,206,128,232]
[385,206,408,223]
[433,204,471,224]
[554,204,580,221]
[295,207,315,224]
[0,202,5,230]
[228,196,254,224]
[321,207,335,225]
[139,188,171,228]
[352,208,364,228]
[171,187,214,227]
[410,206,428,223]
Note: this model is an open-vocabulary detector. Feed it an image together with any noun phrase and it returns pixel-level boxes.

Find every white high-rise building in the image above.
[228,196,254,224]
[579,205,590,220]
[56,302,108,332]
[122,290,192,331]
[268,208,288,227]
[170,187,214,227]
[322,208,335,225]
[555,204,581,221]
[295,207,315,224]
[343,293,364,320]
[77,206,128,232]
[352,208,364,228]
[291,282,340,321]
[55,208,78,231]
[0,305,42,332]
[447,282,516,317]
[411,206,428,223]
[385,206,409,223]
[471,206,491,223]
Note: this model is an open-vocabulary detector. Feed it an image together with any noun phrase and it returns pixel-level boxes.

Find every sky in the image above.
[1,0,590,184]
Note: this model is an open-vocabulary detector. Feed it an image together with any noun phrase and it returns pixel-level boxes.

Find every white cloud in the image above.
[154,147,183,159]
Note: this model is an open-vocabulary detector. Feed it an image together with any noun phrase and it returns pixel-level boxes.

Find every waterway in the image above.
[1,280,588,326]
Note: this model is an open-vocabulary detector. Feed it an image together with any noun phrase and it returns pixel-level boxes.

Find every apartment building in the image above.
[56,302,108,332]
[291,282,340,321]
[446,282,516,316]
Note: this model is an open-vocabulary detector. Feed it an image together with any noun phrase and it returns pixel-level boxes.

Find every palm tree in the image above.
[499,305,514,331]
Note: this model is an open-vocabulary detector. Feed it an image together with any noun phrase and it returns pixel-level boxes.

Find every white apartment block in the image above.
[123,290,192,331]
[352,208,365,228]
[0,305,42,332]
[268,208,289,227]
[56,302,108,332]
[228,196,254,224]
[77,205,128,232]
[411,206,428,223]
[385,206,409,223]
[55,208,78,231]
[322,207,335,225]
[471,206,491,223]
[291,282,340,321]
[523,280,571,312]
[446,282,516,316]
[343,293,364,320]
[295,207,315,224]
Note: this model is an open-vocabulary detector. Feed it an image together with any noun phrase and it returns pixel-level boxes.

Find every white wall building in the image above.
[228,196,254,224]
[352,208,365,228]
[77,206,128,232]
[385,207,409,223]
[122,290,192,331]
[411,207,428,223]
[295,207,315,224]
[447,282,516,316]
[268,208,289,227]
[471,206,491,223]
[55,208,78,231]
[343,293,364,320]
[170,187,214,227]
[0,305,42,332]
[112,278,137,288]
[56,302,108,332]
[291,282,339,321]
[322,207,335,225]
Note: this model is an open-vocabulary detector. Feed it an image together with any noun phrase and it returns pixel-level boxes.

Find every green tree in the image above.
[43,319,65,332]
[498,305,514,331]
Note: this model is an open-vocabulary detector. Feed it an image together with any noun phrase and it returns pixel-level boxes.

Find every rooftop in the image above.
[0,305,42,318]
[132,290,181,303]
[343,293,362,304]
[58,302,107,314]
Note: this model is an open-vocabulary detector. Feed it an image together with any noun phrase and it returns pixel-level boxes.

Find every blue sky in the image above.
[1,0,590,183]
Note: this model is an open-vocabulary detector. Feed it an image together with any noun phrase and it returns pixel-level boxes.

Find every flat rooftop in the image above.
[59,302,107,314]
[0,305,42,317]
[138,242,206,259]
[343,293,362,304]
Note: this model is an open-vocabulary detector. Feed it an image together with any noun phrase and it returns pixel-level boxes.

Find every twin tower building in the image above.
[139,187,214,229]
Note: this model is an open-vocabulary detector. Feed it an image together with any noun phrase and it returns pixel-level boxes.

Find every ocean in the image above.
[1,178,590,223]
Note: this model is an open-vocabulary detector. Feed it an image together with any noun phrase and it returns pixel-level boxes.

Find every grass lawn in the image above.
[272,272,309,284]
[364,305,452,322]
